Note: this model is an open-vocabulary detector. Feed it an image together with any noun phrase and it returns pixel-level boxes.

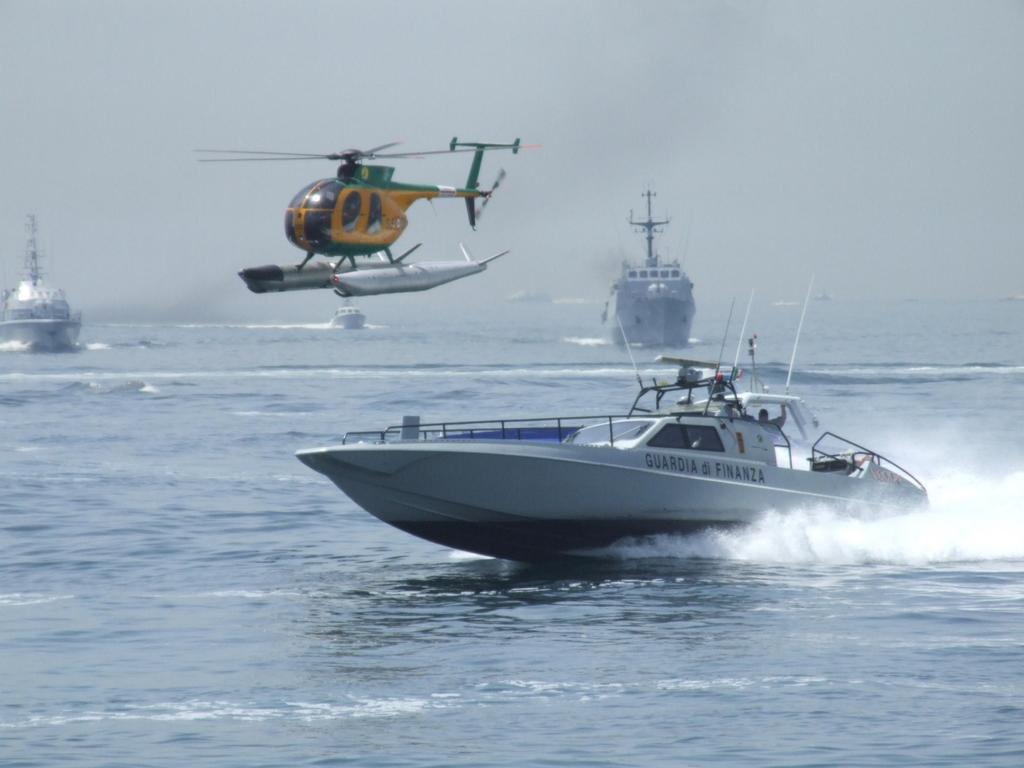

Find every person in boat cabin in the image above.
[758,407,787,429]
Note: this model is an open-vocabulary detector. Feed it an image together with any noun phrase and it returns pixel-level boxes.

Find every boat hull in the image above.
[330,314,365,330]
[0,318,80,351]
[297,441,925,561]
[610,289,695,348]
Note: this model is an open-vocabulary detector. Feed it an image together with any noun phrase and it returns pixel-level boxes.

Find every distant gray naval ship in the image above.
[604,190,695,347]
[0,215,81,351]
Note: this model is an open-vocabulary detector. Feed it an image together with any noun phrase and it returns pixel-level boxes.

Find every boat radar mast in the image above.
[24,214,43,286]
[629,189,669,268]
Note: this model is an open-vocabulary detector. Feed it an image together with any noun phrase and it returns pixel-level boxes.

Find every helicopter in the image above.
[196,138,526,296]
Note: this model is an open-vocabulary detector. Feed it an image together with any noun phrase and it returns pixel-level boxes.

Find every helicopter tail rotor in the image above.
[474,169,507,224]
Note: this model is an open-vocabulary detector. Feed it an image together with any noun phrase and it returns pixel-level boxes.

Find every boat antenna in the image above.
[731,289,754,382]
[616,315,643,387]
[748,333,759,392]
[704,297,736,415]
[785,276,815,394]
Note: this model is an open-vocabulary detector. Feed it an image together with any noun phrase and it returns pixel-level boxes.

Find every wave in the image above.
[177,322,359,330]
[5,359,1014,389]
[240,323,333,330]
[230,323,389,331]
[563,336,611,347]
[0,593,75,607]
[748,361,1024,387]
[105,339,174,349]
[813,363,1024,376]
[0,696,454,728]
[606,470,1024,565]
[0,364,665,385]
[0,340,30,353]
[163,589,303,600]
[58,380,161,395]
[231,410,315,417]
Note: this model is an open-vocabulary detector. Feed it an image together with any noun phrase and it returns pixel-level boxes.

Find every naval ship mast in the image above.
[630,190,669,269]
[24,214,43,286]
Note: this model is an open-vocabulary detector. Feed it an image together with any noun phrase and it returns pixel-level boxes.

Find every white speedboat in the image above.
[329,301,366,329]
[297,363,927,561]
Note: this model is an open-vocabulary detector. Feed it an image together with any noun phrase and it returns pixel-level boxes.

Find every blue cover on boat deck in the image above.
[443,426,582,442]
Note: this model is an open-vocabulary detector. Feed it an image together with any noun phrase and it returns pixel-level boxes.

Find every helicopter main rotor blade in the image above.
[196,156,330,162]
[194,149,329,158]
[361,141,403,156]
[195,142,538,162]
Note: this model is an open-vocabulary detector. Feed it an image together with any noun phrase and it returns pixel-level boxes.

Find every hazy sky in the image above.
[2,0,1022,321]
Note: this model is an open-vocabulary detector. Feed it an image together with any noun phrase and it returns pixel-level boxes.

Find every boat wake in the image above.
[60,379,162,396]
[0,340,31,353]
[245,323,333,330]
[563,336,610,347]
[0,696,450,729]
[606,469,1024,565]
[0,593,75,607]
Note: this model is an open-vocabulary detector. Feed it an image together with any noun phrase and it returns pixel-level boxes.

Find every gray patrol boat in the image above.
[1,215,81,351]
[297,358,927,562]
[604,190,695,347]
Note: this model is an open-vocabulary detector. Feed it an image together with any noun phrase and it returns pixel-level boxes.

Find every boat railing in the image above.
[810,432,926,493]
[342,414,647,447]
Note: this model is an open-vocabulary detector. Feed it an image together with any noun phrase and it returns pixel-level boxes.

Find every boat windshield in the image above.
[564,419,654,446]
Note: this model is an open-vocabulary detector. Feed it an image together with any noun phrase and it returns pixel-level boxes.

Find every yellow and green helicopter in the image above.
[197,138,523,271]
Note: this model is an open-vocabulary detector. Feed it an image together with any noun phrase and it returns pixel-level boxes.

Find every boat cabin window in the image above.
[639,270,649,278]
[628,270,637,278]
[660,270,670,278]
[342,191,362,232]
[671,270,680,277]
[647,423,725,452]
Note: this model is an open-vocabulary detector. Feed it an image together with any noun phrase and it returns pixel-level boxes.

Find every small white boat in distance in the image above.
[330,301,366,329]
[297,359,927,562]
[1,215,81,351]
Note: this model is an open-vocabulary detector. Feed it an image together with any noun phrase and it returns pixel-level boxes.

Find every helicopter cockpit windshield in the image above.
[286,179,344,252]
[287,179,343,210]
[288,181,319,209]
[306,180,341,209]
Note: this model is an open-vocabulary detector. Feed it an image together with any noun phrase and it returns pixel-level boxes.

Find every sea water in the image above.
[2,299,1022,767]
